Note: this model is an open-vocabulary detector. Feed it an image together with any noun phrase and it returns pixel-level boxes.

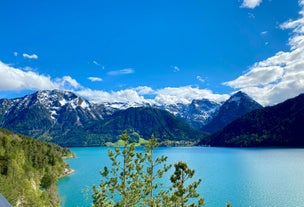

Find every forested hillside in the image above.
[92,107,205,144]
[0,90,206,147]
[0,128,73,207]
[200,94,304,147]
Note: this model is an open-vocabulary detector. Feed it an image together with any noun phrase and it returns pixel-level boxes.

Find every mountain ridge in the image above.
[0,90,207,146]
[0,89,264,147]
[201,91,263,133]
[199,93,304,147]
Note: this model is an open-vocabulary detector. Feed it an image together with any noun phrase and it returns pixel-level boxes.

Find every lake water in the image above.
[58,147,304,207]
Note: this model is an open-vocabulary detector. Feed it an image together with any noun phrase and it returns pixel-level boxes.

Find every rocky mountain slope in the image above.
[0,90,205,146]
[199,93,304,147]
[156,99,220,129]
[201,91,263,133]
[1,90,105,140]
[0,89,263,147]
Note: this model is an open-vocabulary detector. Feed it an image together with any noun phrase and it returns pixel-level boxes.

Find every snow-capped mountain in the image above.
[0,89,263,146]
[0,90,106,141]
[155,99,221,129]
[0,90,208,146]
[94,96,222,129]
[201,91,263,133]
[200,93,304,147]
[101,101,152,115]
[3,90,105,123]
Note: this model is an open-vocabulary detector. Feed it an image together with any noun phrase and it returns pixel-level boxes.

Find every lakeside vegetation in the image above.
[105,131,197,147]
[0,128,73,207]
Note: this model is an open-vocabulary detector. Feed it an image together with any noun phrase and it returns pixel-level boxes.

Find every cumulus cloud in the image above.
[0,61,56,90]
[134,86,155,95]
[88,77,103,82]
[0,61,80,91]
[23,53,38,59]
[108,68,134,76]
[77,88,147,104]
[240,0,262,9]
[76,86,228,106]
[0,61,228,106]
[153,86,228,105]
[224,1,304,105]
[55,76,81,90]
[225,65,284,88]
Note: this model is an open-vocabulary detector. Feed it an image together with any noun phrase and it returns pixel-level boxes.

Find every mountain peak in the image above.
[233,91,248,96]
[227,91,252,104]
[201,93,304,147]
[32,89,91,110]
[201,92,263,133]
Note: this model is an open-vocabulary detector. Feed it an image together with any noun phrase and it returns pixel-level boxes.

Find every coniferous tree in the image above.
[142,134,172,206]
[0,128,72,207]
[170,161,205,207]
[92,130,142,206]
[92,130,230,207]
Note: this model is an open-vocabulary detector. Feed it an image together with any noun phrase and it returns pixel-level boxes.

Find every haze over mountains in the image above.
[0,89,264,147]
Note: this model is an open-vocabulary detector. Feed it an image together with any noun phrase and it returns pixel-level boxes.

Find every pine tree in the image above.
[92,130,230,207]
[170,161,205,207]
[141,134,172,206]
[92,130,142,206]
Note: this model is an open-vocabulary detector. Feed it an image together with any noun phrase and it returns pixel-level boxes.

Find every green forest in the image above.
[0,128,73,207]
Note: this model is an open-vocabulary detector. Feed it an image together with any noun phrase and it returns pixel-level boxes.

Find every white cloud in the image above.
[55,76,81,90]
[0,61,81,91]
[92,60,105,69]
[153,86,228,105]
[196,76,205,83]
[93,60,100,66]
[0,61,56,90]
[134,86,155,95]
[224,1,304,106]
[241,0,262,9]
[108,68,135,76]
[261,31,268,35]
[0,61,227,106]
[77,88,146,104]
[76,86,228,106]
[171,65,180,72]
[88,77,103,82]
[224,65,284,88]
[23,53,38,59]
[13,52,18,57]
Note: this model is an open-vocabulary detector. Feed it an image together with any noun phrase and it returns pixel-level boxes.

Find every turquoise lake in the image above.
[58,147,304,207]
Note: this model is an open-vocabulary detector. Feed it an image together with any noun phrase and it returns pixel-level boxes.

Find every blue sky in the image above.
[0,0,304,106]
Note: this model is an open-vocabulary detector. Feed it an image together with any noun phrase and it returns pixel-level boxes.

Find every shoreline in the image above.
[60,168,75,179]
